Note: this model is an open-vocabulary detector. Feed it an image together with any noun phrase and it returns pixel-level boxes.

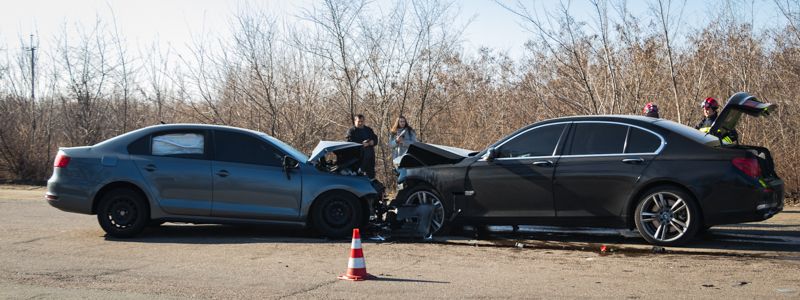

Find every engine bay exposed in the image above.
[314,146,362,176]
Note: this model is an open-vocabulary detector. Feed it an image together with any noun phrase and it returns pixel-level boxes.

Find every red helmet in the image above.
[643,102,659,115]
[701,97,719,109]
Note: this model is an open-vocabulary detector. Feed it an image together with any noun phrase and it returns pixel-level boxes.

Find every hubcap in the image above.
[404,190,445,234]
[107,198,137,229]
[323,198,352,228]
[638,192,691,242]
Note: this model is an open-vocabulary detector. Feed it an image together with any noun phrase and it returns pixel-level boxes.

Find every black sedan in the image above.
[392,92,784,246]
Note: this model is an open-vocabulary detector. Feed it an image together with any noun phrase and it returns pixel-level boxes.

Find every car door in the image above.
[131,130,213,216]
[553,122,663,220]
[210,130,302,220]
[465,123,569,218]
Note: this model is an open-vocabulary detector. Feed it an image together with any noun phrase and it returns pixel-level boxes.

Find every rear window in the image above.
[626,128,661,153]
[653,119,720,146]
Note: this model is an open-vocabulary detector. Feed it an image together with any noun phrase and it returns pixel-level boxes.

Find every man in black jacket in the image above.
[346,114,378,179]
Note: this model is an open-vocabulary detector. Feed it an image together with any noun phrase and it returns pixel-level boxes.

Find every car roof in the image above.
[539,114,660,124]
[93,123,269,149]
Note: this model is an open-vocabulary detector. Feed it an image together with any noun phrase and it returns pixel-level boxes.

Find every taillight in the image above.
[54,153,70,168]
[732,157,761,179]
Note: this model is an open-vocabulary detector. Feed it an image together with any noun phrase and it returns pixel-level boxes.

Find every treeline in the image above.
[0,0,798,198]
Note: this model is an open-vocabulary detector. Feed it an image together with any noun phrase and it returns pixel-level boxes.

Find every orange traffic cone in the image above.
[338,228,374,281]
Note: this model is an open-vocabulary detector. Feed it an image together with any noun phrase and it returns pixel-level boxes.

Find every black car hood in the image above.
[710,92,776,140]
[395,142,477,168]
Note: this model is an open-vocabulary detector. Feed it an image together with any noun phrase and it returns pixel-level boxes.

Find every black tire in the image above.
[96,188,149,238]
[311,191,363,239]
[393,184,451,235]
[634,186,700,246]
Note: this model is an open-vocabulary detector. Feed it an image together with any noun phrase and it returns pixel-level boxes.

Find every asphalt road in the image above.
[1,185,799,299]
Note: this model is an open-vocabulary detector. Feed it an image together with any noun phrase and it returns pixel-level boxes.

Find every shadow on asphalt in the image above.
[105,223,800,257]
[104,224,341,244]
[457,225,800,256]
[369,276,449,284]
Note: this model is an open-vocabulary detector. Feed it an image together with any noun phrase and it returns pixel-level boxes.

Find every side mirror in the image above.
[482,147,497,161]
[283,156,299,169]
[283,156,299,179]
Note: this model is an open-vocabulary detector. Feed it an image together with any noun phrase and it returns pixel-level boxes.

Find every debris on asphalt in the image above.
[733,281,749,287]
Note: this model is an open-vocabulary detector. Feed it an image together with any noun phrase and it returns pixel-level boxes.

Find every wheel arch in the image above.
[92,181,151,215]
[624,180,705,229]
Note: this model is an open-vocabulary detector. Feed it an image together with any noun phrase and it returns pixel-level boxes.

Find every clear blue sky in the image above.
[0,0,787,60]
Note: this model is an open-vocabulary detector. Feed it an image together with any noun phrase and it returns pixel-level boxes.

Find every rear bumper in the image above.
[755,179,784,220]
[46,177,94,214]
[706,178,784,225]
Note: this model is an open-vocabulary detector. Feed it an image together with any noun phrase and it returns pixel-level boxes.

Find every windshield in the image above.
[652,119,725,147]
[260,134,309,162]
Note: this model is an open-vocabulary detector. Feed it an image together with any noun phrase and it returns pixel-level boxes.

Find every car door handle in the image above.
[216,170,230,178]
[622,158,645,164]
[144,164,157,172]
[532,160,554,167]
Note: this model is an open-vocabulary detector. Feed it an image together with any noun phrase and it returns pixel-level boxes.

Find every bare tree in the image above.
[652,0,687,123]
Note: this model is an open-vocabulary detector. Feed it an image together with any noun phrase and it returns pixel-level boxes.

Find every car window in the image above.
[128,135,150,155]
[569,123,627,155]
[214,130,283,167]
[497,124,566,158]
[152,132,205,158]
[626,127,661,153]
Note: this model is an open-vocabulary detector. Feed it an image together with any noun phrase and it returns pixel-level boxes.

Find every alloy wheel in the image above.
[404,190,445,234]
[638,192,691,243]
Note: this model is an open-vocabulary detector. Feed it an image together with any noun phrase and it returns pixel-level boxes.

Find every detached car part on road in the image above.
[46,124,385,238]
[392,92,784,246]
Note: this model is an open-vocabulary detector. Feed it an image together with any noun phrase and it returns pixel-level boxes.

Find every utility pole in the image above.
[26,34,36,101]
[24,34,37,155]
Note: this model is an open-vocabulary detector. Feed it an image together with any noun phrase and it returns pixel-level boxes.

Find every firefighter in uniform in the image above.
[643,102,659,118]
[695,97,737,143]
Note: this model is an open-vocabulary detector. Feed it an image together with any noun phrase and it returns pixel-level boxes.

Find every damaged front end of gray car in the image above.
[309,141,440,239]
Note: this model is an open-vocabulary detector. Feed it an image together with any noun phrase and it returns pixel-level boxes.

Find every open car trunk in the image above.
[709,92,776,142]
[711,92,780,180]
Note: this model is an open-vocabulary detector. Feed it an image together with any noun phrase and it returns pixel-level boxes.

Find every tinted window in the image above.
[653,119,719,147]
[626,127,661,153]
[152,132,205,158]
[497,124,566,158]
[128,135,150,155]
[569,123,627,155]
[214,130,283,166]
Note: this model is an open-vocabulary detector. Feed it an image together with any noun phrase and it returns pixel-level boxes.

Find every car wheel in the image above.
[396,184,449,235]
[97,189,149,238]
[312,191,363,239]
[634,186,700,246]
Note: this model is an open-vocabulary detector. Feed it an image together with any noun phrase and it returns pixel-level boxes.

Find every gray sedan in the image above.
[46,124,381,238]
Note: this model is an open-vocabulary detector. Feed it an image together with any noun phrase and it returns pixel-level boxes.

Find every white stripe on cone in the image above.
[351,237,361,249]
[347,257,366,269]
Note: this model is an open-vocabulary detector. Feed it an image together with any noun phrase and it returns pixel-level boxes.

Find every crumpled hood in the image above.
[308,141,363,163]
[395,142,477,168]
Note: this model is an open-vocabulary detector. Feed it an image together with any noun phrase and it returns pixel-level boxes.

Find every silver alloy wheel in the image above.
[404,190,445,234]
[638,192,691,242]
